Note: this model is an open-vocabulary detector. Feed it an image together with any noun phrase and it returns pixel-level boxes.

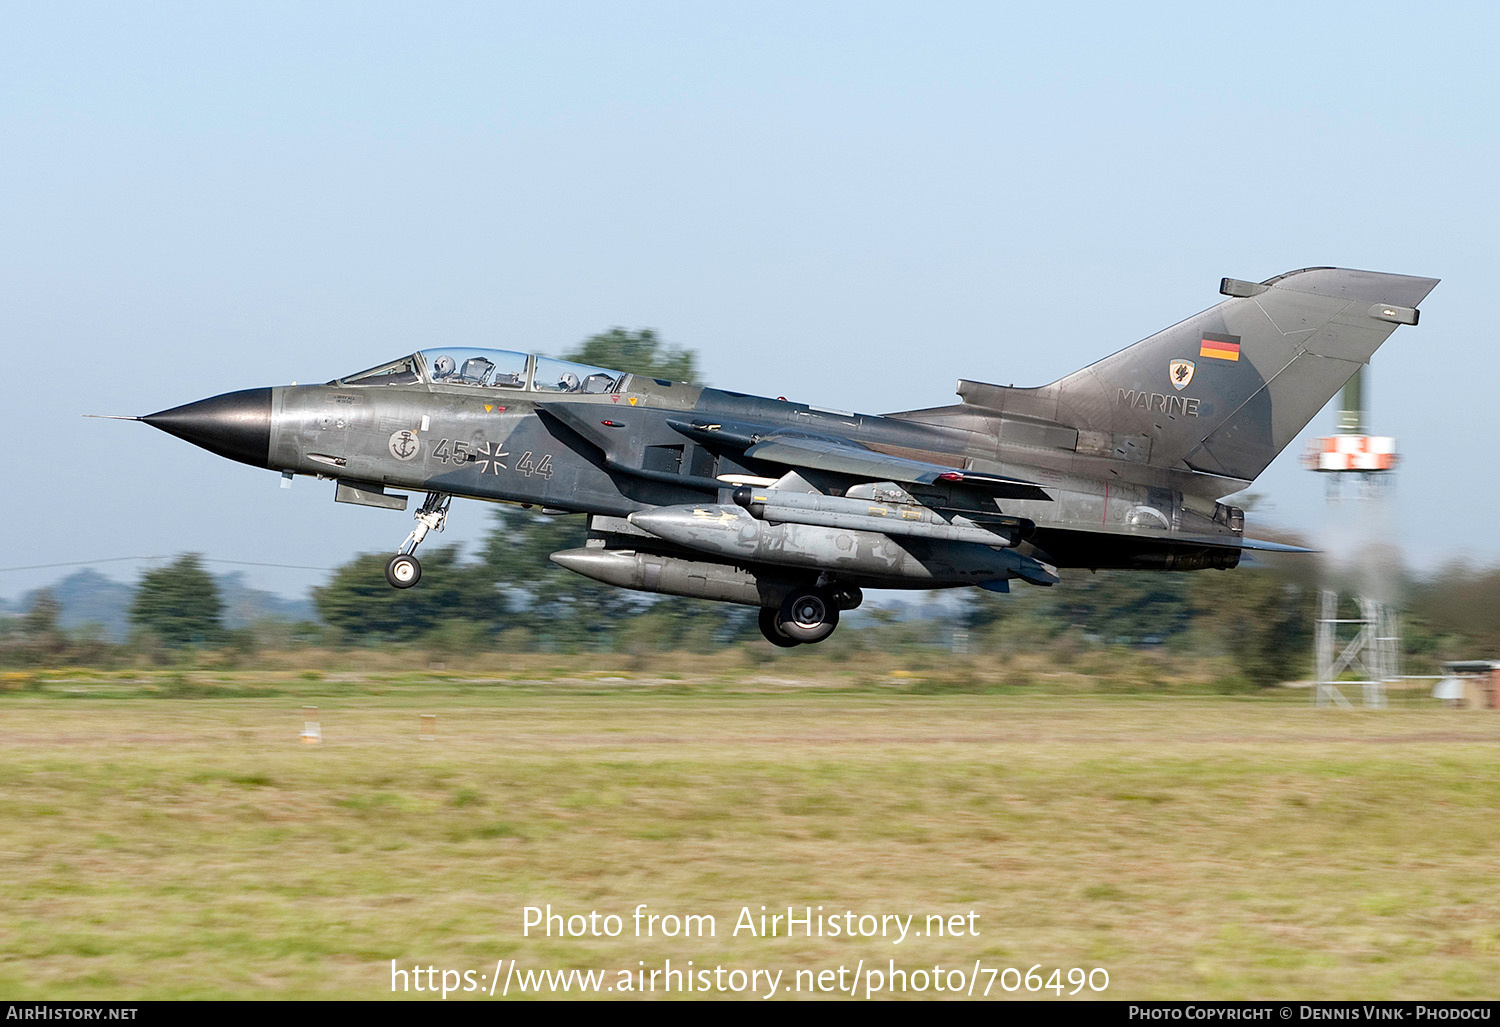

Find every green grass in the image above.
[0,677,1497,999]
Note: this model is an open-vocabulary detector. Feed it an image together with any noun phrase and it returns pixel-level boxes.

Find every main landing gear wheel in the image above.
[777,588,840,644]
[759,608,802,648]
[385,553,421,589]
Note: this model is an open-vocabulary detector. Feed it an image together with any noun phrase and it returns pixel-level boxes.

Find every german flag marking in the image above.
[1200,332,1241,361]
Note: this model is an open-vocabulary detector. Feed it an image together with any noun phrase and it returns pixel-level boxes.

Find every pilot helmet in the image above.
[432,355,456,378]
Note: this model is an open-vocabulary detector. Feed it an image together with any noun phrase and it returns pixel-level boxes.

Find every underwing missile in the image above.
[627,505,1058,586]
[730,485,1029,547]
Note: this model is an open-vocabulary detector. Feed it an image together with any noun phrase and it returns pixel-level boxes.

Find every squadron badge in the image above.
[388,429,421,461]
[1168,359,1195,391]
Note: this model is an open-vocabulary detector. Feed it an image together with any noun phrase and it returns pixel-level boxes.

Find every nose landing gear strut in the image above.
[385,492,451,589]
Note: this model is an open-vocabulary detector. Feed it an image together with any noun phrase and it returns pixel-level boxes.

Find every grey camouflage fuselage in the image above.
[133,267,1438,644]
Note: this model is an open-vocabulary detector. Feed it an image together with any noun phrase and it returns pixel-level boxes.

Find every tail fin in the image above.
[953,268,1437,482]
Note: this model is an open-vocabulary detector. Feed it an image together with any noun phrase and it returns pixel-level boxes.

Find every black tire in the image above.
[777,589,839,643]
[759,608,802,647]
[385,553,421,589]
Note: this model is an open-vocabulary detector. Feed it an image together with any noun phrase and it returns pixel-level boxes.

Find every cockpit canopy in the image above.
[334,348,632,395]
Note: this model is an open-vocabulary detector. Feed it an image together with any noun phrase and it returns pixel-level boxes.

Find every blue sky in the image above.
[2,2,1495,600]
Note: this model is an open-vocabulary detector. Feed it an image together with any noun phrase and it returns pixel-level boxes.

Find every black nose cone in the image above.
[144,387,273,469]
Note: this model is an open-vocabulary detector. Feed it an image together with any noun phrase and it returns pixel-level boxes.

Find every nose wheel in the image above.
[386,492,451,589]
[385,553,422,588]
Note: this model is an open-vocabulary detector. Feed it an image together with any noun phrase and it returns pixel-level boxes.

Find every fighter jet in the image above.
[114,267,1437,646]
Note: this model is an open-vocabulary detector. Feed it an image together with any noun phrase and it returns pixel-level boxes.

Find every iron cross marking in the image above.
[471,440,510,474]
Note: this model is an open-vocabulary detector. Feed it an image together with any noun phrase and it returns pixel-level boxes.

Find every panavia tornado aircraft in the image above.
[113,267,1437,646]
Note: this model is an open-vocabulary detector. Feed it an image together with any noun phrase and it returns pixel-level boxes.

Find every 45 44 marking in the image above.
[429,439,552,478]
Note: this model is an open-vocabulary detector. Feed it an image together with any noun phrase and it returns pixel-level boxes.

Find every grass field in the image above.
[2,668,1498,1000]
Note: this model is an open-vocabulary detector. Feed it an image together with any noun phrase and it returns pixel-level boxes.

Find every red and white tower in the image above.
[1304,368,1401,708]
